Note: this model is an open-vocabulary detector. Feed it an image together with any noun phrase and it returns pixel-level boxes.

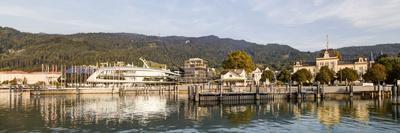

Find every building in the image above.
[182,58,214,83]
[0,71,61,85]
[293,38,369,78]
[220,69,247,86]
[251,68,262,85]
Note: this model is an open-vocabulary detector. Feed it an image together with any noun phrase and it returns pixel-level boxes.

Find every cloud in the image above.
[250,0,400,29]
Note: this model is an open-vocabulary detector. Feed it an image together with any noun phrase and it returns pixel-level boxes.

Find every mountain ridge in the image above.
[0,26,399,71]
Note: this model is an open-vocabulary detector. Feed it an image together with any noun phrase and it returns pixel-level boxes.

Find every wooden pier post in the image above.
[255,85,260,100]
[392,84,397,104]
[349,85,353,97]
[320,85,324,99]
[219,83,223,101]
[188,86,192,100]
[76,86,80,95]
[297,85,302,99]
[315,82,321,100]
[195,85,199,102]
[378,85,382,97]
[288,82,292,99]
[393,80,400,104]
[397,82,400,104]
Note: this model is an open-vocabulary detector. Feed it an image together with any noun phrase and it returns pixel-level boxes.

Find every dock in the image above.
[188,84,397,102]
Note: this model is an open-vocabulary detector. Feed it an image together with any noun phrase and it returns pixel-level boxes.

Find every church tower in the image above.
[323,35,330,58]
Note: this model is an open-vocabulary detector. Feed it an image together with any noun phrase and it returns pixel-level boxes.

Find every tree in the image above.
[336,68,359,84]
[315,66,335,85]
[260,70,274,82]
[377,56,400,83]
[292,69,312,85]
[222,50,255,73]
[363,64,387,85]
[277,69,291,83]
[388,64,400,83]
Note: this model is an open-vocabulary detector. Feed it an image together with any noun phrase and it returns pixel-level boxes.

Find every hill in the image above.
[0,26,399,71]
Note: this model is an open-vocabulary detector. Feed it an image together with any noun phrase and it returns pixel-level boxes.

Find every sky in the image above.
[0,0,399,51]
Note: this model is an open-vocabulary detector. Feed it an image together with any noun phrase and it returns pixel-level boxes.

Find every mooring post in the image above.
[396,80,400,104]
[255,85,260,100]
[76,86,80,95]
[188,86,191,100]
[288,82,292,99]
[321,85,325,99]
[195,85,199,102]
[297,85,301,99]
[349,85,353,97]
[392,84,397,104]
[315,82,321,99]
[219,83,223,101]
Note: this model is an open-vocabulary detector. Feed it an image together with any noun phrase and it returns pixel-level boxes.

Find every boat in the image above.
[86,58,179,85]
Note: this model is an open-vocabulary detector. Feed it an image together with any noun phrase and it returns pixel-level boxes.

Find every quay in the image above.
[2,83,400,105]
[187,84,400,102]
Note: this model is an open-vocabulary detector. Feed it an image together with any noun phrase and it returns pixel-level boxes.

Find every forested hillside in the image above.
[0,26,399,71]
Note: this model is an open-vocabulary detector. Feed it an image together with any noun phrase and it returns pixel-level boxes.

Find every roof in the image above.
[221,69,245,75]
[66,66,97,74]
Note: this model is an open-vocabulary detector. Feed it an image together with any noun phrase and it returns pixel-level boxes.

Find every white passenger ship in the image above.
[86,58,179,85]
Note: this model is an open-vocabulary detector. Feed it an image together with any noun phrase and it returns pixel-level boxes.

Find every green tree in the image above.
[389,64,400,82]
[377,56,400,83]
[315,66,335,85]
[336,68,359,84]
[222,50,255,73]
[261,70,275,82]
[292,69,312,85]
[363,64,387,85]
[277,69,291,83]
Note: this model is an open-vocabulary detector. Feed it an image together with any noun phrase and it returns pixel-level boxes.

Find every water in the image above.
[0,93,399,132]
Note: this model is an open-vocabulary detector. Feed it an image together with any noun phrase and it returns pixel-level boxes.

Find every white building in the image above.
[220,69,247,87]
[251,68,262,85]
[0,71,61,85]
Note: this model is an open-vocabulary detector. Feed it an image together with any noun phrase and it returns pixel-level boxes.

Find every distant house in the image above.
[182,58,214,83]
[251,68,262,85]
[220,69,247,86]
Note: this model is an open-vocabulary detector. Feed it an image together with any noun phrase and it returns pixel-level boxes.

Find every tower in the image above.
[323,34,330,58]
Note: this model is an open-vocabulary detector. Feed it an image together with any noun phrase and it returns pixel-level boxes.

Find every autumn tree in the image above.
[222,50,255,73]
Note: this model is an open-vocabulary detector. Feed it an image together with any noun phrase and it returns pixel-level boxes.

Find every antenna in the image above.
[326,34,329,51]
[139,57,150,68]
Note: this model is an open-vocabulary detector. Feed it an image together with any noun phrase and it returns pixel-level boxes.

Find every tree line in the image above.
[221,50,400,86]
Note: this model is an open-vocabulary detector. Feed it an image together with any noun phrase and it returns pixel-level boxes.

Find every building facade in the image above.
[293,49,369,78]
[220,69,247,86]
[182,58,214,83]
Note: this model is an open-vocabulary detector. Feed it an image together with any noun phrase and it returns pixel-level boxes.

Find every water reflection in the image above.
[0,93,399,132]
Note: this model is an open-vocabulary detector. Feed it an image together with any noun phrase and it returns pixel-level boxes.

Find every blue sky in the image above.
[0,0,399,51]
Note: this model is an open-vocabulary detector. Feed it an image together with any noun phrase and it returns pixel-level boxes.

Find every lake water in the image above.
[0,93,399,132]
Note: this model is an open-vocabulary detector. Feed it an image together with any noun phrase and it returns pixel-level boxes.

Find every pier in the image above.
[187,84,393,102]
